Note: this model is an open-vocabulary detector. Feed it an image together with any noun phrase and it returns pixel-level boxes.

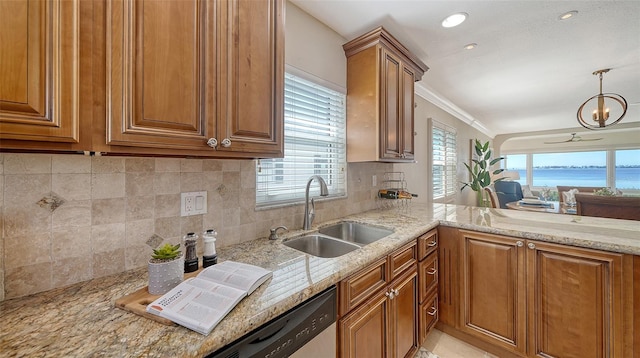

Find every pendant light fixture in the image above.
[577,69,627,130]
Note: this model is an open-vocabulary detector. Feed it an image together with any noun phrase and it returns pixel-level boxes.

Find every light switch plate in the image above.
[181,191,207,216]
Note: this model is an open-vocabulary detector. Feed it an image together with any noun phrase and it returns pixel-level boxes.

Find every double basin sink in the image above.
[283,222,394,258]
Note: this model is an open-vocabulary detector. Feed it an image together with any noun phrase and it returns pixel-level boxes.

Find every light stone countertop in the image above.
[1,203,638,357]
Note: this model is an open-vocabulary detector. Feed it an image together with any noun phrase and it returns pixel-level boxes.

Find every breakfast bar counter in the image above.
[1,203,638,357]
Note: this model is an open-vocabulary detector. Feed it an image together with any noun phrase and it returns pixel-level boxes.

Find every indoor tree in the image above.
[461,139,505,207]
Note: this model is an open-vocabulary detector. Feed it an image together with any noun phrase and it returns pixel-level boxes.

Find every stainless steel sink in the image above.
[318,222,393,246]
[283,235,360,258]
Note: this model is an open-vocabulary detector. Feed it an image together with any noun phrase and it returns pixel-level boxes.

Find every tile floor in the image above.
[417,329,499,358]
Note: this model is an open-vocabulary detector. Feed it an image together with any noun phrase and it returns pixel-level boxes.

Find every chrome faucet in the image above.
[303,175,329,230]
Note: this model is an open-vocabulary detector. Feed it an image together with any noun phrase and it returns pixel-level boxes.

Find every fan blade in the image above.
[543,138,572,144]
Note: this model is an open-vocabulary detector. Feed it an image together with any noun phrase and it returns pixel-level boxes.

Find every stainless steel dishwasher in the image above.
[207,286,336,358]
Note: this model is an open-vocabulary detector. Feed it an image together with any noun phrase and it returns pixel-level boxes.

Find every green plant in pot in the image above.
[148,243,183,295]
[461,139,505,207]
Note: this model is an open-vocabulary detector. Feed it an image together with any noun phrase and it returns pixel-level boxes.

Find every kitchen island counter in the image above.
[1,203,638,357]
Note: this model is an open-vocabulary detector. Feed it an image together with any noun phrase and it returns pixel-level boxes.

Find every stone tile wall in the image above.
[0,153,390,300]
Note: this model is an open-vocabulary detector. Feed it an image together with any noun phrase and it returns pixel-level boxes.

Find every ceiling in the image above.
[290,0,640,137]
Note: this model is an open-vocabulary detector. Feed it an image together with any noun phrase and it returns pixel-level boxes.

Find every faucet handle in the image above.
[269,226,288,240]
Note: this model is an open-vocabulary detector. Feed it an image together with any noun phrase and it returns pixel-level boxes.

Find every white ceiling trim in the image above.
[415,83,494,138]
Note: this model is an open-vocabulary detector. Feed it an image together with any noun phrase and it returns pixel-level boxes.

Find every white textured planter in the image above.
[148,256,184,295]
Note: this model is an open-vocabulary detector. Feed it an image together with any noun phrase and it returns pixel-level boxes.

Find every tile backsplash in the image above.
[0,153,390,300]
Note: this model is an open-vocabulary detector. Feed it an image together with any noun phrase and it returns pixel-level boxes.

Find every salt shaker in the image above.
[183,232,199,273]
[202,229,218,268]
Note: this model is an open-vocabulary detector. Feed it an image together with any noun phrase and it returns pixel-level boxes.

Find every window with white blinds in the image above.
[432,121,457,201]
[256,72,346,207]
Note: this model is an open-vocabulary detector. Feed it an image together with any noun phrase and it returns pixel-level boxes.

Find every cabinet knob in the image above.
[206,138,218,149]
[393,288,399,296]
[427,268,437,275]
[516,241,523,247]
[527,242,536,250]
[385,291,395,299]
[221,138,232,147]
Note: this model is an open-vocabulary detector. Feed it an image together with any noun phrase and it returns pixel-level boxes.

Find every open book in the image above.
[146,260,272,335]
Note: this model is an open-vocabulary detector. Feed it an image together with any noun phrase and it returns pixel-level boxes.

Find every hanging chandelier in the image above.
[577,69,627,130]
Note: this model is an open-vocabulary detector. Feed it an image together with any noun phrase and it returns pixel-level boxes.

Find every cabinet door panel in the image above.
[391,267,418,358]
[107,0,213,149]
[461,231,526,354]
[419,251,438,303]
[219,0,283,155]
[380,50,401,159]
[527,241,623,358]
[339,289,388,358]
[0,0,79,142]
[419,292,439,345]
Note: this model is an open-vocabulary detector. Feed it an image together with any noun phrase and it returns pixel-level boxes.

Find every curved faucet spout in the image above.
[303,175,329,230]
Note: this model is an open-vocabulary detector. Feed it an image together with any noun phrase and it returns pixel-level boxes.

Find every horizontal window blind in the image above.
[433,121,457,201]
[256,72,346,207]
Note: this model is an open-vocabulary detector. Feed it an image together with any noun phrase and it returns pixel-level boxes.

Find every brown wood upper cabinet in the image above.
[103,0,283,158]
[343,27,428,162]
[0,0,91,151]
[458,230,632,358]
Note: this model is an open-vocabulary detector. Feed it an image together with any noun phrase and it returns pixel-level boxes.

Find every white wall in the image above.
[285,2,346,88]
[394,96,490,206]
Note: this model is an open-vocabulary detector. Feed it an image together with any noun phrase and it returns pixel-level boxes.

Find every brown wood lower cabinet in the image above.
[338,240,418,358]
[454,229,633,358]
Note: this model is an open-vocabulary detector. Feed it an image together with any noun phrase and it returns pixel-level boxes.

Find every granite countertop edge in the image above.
[1,203,638,357]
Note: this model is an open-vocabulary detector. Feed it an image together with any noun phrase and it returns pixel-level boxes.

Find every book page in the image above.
[147,278,246,335]
[198,261,272,294]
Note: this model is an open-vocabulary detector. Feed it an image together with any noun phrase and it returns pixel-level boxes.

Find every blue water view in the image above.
[512,167,640,189]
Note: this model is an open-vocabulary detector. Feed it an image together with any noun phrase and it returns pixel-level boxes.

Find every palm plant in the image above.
[461,139,506,206]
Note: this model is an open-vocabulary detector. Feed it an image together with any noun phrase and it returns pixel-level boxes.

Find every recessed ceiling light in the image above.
[463,43,477,50]
[442,12,468,28]
[559,10,578,20]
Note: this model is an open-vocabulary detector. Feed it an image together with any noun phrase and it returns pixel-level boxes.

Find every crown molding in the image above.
[415,82,495,138]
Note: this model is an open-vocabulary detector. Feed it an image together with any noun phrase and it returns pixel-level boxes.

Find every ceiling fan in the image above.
[543,133,603,144]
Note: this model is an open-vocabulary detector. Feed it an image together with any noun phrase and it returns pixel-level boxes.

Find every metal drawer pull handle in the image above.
[427,268,437,275]
[427,240,437,247]
[528,242,536,249]
[516,241,523,247]
[427,307,437,316]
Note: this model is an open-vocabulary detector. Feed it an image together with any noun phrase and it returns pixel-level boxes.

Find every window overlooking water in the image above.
[531,151,607,187]
[616,149,640,190]
[504,154,527,185]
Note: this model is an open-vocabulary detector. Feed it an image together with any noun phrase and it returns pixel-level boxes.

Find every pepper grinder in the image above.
[202,229,218,268]
[183,232,199,273]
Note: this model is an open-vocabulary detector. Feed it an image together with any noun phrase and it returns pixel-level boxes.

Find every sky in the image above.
[505,149,639,168]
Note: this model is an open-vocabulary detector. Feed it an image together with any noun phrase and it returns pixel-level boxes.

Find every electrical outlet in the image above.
[372,175,377,187]
[181,191,207,216]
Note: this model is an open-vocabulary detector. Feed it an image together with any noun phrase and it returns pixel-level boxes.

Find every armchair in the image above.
[494,181,524,209]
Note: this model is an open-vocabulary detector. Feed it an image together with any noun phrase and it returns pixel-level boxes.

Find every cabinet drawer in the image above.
[339,258,387,315]
[388,240,417,281]
[418,229,438,260]
[418,250,438,303]
[419,291,439,345]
